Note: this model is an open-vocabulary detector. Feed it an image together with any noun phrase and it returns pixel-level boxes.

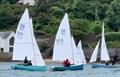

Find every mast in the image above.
[30,18,45,66]
[67,13,74,64]
[29,18,36,65]
[70,35,74,64]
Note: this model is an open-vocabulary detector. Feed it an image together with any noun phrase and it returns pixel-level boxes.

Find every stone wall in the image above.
[0,48,120,61]
[0,52,12,61]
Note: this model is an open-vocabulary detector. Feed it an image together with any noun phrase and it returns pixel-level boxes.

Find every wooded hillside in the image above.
[0,0,120,49]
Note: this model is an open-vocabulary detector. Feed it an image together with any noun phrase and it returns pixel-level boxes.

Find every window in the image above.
[9,47,13,52]
[9,37,14,45]
[0,48,4,52]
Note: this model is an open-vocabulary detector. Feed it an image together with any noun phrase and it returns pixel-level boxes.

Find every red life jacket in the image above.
[63,60,70,66]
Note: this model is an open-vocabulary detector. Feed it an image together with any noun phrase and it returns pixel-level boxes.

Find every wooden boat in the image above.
[11,8,47,71]
[51,64,83,71]
[52,13,83,71]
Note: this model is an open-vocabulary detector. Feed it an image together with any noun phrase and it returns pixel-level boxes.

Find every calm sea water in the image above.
[0,62,120,77]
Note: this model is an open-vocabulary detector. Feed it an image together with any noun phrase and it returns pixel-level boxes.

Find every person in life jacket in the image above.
[27,60,32,66]
[24,56,28,64]
[111,55,119,65]
[63,59,71,67]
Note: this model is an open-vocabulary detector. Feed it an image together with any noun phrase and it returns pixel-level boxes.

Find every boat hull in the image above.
[92,64,119,68]
[11,64,48,71]
[51,64,83,71]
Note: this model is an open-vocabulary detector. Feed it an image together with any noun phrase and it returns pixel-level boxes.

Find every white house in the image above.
[0,32,14,53]
[18,0,36,6]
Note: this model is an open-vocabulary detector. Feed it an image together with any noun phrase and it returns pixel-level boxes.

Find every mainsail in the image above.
[100,23,110,61]
[12,8,33,60]
[12,8,45,66]
[53,13,73,63]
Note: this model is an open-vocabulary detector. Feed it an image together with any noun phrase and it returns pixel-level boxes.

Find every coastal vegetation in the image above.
[0,0,120,56]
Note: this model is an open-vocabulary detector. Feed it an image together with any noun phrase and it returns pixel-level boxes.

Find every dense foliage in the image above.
[0,0,120,48]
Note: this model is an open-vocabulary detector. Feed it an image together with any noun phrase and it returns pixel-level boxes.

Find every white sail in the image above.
[71,36,83,65]
[100,23,110,61]
[89,41,100,63]
[12,8,34,60]
[77,40,86,64]
[29,18,45,66]
[53,13,73,63]
[12,8,45,66]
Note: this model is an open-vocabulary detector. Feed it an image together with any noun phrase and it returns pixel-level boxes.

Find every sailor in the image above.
[105,61,109,65]
[111,59,115,65]
[113,55,118,62]
[111,55,118,65]
[24,56,28,64]
[27,60,32,66]
[63,59,70,67]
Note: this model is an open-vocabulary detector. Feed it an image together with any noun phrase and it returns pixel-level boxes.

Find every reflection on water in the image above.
[0,62,120,77]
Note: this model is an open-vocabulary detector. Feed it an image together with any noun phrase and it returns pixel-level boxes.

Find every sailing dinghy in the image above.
[51,13,83,71]
[11,8,47,71]
[90,23,118,68]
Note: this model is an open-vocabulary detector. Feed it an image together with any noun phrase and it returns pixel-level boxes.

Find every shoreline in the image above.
[1,59,120,64]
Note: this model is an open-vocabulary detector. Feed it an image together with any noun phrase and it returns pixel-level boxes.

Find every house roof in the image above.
[0,32,14,39]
